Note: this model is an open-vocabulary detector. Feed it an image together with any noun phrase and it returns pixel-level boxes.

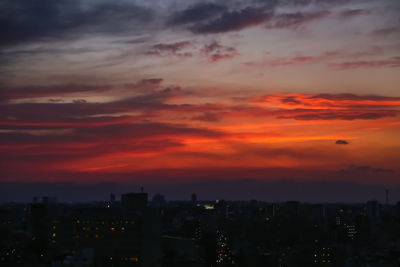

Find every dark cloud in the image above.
[308,93,400,102]
[0,0,153,46]
[256,93,400,110]
[124,78,164,92]
[145,41,193,57]
[335,139,349,145]
[190,7,271,34]
[0,47,96,59]
[276,109,398,120]
[0,84,110,101]
[111,36,151,45]
[244,48,385,68]
[140,78,164,85]
[281,96,302,104]
[167,3,226,26]
[201,41,238,62]
[250,93,400,121]
[0,87,182,126]
[0,79,165,103]
[192,112,221,122]
[373,27,399,36]
[167,1,340,34]
[339,9,370,18]
[245,55,318,67]
[266,10,330,29]
[329,57,400,69]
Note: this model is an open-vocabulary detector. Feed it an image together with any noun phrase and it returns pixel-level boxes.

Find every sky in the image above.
[0,0,399,200]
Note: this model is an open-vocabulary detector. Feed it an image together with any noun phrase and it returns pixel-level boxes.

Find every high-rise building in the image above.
[366,201,380,222]
[121,192,148,211]
[151,194,166,207]
[385,189,389,205]
[191,193,197,205]
[110,193,116,203]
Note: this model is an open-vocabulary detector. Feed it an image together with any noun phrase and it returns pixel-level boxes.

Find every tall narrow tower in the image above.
[385,189,389,205]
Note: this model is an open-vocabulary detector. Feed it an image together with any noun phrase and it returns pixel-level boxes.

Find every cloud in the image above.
[245,55,320,67]
[140,78,164,86]
[308,93,400,102]
[257,93,400,109]
[190,7,271,34]
[201,41,238,62]
[280,96,302,105]
[373,27,399,36]
[192,112,221,122]
[167,3,226,26]
[335,139,349,145]
[329,57,400,69]
[253,93,400,121]
[167,1,341,34]
[0,0,154,46]
[266,10,330,29]
[124,78,164,92]
[145,41,193,57]
[144,40,238,62]
[0,84,111,102]
[276,109,398,120]
[244,47,384,68]
[339,9,370,18]
[0,86,183,127]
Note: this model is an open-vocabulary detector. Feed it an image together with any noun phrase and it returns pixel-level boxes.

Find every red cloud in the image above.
[144,41,193,57]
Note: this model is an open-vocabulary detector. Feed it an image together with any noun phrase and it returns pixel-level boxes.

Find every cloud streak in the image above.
[145,41,193,57]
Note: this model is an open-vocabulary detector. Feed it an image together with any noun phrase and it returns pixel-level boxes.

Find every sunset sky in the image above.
[0,0,399,194]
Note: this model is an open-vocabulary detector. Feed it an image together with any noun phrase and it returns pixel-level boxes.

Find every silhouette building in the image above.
[121,192,148,211]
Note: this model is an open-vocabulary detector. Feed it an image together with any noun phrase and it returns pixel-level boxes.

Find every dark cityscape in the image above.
[1,188,400,266]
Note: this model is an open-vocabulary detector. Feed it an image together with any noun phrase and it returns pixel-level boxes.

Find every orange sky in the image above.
[0,0,399,187]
